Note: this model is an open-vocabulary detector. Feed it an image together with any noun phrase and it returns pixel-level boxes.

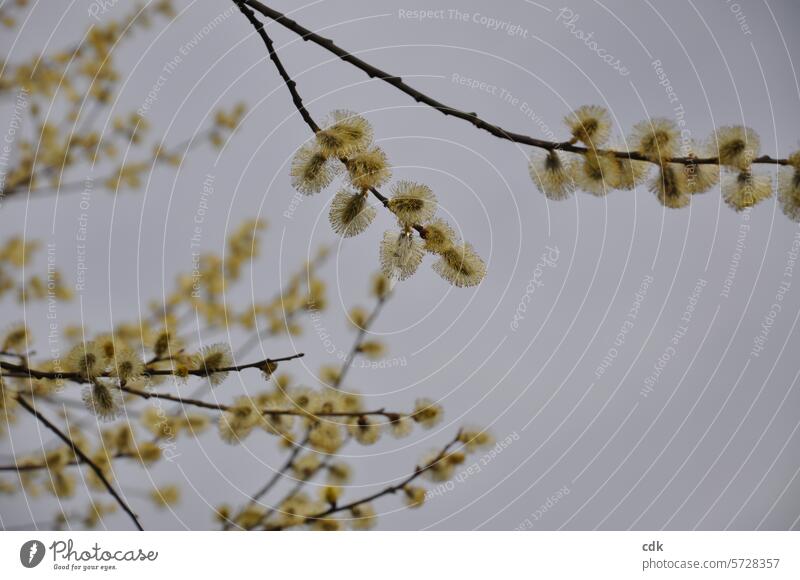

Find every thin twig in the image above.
[256,288,391,528]
[0,449,137,473]
[250,434,309,505]
[234,2,428,237]
[116,384,397,419]
[3,126,216,199]
[15,396,144,531]
[0,352,305,383]
[169,245,330,410]
[334,295,387,389]
[0,350,29,361]
[269,429,464,530]
[258,451,332,527]
[222,431,311,530]
[241,0,787,168]
[0,251,336,500]
[235,0,320,133]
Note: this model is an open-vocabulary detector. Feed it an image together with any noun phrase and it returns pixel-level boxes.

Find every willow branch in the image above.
[3,127,217,200]
[116,384,399,420]
[258,444,337,528]
[242,0,787,168]
[270,429,464,530]
[235,0,320,133]
[258,292,392,522]
[234,2,428,237]
[0,449,137,473]
[0,350,29,362]
[15,395,144,531]
[222,430,312,530]
[0,352,305,383]
[250,433,309,504]
[164,246,330,412]
[242,284,389,528]
[334,295,387,389]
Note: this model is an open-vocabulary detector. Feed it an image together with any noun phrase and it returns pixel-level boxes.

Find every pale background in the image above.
[1,0,800,530]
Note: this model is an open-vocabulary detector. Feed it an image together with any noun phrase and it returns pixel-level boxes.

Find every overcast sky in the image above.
[2,0,800,530]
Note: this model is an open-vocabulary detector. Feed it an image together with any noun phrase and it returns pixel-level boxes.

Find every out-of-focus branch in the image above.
[117,384,399,419]
[258,450,333,527]
[253,284,392,529]
[0,449,136,473]
[8,128,216,199]
[0,352,305,383]
[221,431,311,530]
[334,294,387,389]
[269,429,464,530]
[15,396,144,531]
[234,0,320,133]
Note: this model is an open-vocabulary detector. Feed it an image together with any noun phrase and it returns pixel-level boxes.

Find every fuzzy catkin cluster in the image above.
[0,2,495,532]
[529,105,799,218]
[0,0,242,200]
[290,110,486,287]
[0,223,491,531]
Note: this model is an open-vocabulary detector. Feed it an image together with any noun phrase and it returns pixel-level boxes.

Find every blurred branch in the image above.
[269,429,463,530]
[167,245,330,405]
[0,449,135,472]
[3,128,215,199]
[15,395,144,531]
[117,384,399,419]
[234,0,320,133]
[258,449,333,527]
[334,294,387,389]
[221,431,311,530]
[0,352,305,383]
